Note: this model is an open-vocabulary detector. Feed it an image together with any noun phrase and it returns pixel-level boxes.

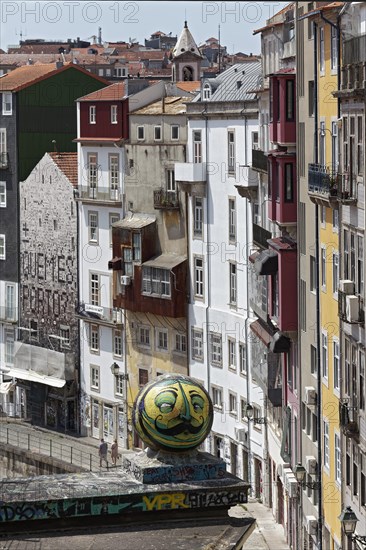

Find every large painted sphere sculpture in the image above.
[132,374,213,452]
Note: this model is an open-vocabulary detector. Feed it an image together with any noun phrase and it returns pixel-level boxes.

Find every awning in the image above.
[113,213,156,230]
[4,368,66,388]
[143,254,187,270]
[108,257,122,270]
[0,381,16,394]
[250,319,274,348]
[254,249,278,275]
[269,331,291,353]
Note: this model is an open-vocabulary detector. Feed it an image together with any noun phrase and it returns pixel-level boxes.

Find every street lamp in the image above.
[110,362,129,380]
[339,506,366,548]
[294,463,320,489]
[245,404,267,425]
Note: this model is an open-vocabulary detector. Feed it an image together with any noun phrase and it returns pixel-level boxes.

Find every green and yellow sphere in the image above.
[132,374,213,452]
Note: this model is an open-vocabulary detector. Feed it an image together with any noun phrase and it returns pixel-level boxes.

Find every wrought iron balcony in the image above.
[338,290,364,325]
[308,163,339,207]
[0,152,8,169]
[153,188,179,210]
[252,223,271,249]
[77,185,122,203]
[343,34,366,65]
[76,302,123,324]
[339,400,360,442]
[252,149,268,173]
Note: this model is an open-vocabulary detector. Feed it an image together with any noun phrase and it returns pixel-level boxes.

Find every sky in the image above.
[0,1,288,54]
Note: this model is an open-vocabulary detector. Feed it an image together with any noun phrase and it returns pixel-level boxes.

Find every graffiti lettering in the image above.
[142,493,189,511]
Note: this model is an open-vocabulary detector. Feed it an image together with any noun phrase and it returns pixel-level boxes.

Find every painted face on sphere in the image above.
[132,374,213,452]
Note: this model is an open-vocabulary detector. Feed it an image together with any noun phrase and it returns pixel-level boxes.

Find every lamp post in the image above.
[294,463,321,490]
[246,404,267,425]
[339,506,366,549]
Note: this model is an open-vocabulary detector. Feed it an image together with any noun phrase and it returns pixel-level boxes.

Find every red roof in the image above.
[49,152,78,188]
[78,82,126,102]
[176,81,200,92]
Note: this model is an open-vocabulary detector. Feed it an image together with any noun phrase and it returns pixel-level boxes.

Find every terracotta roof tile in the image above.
[0,53,114,67]
[78,82,126,102]
[176,81,200,92]
[49,152,78,188]
[8,43,72,54]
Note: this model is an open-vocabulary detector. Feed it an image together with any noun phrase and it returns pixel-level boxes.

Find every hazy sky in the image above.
[0,2,288,54]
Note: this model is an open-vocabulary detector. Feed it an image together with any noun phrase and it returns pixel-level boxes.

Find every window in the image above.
[228,130,235,174]
[344,229,349,279]
[286,80,294,120]
[332,208,339,232]
[2,92,12,115]
[0,129,6,163]
[171,125,179,140]
[4,329,14,365]
[109,155,119,198]
[229,393,237,416]
[333,252,339,295]
[252,131,259,150]
[240,398,248,421]
[319,27,325,72]
[90,324,99,352]
[331,120,338,173]
[357,235,364,295]
[331,26,338,71]
[308,4,314,38]
[89,105,96,124]
[322,331,328,379]
[284,163,293,201]
[194,256,204,298]
[156,328,168,352]
[154,126,162,141]
[123,248,133,278]
[321,246,326,288]
[5,284,15,320]
[228,339,236,370]
[138,326,150,348]
[300,279,306,331]
[320,121,326,167]
[212,386,223,409]
[0,235,5,260]
[239,343,247,375]
[87,153,98,195]
[209,332,222,366]
[229,263,237,305]
[114,328,123,357]
[139,368,149,387]
[109,214,120,246]
[0,182,5,207]
[90,365,100,390]
[193,197,203,237]
[333,339,340,392]
[137,126,145,140]
[228,198,236,241]
[88,212,98,243]
[114,67,126,78]
[310,255,316,292]
[203,83,211,100]
[111,105,118,124]
[166,169,176,196]
[132,232,141,262]
[141,267,171,298]
[310,344,317,375]
[115,375,124,396]
[308,81,315,121]
[323,420,329,468]
[357,116,363,175]
[193,130,202,163]
[191,328,203,361]
[90,273,99,305]
[60,327,70,349]
[343,116,349,172]
[360,350,365,411]
[174,333,186,354]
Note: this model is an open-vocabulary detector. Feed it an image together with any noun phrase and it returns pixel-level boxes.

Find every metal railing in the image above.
[77,302,123,324]
[308,163,339,196]
[252,149,268,173]
[343,34,366,65]
[78,185,122,202]
[153,188,179,209]
[337,172,357,203]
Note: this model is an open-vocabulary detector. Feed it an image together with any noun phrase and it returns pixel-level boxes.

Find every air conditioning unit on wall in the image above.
[120,275,131,286]
[346,295,359,323]
[306,456,317,475]
[235,428,248,444]
[305,386,317,406]
[306,516,317,536]
[339,280,355,294]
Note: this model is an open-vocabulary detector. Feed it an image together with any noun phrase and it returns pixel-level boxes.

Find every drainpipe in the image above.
[313,21,323,550]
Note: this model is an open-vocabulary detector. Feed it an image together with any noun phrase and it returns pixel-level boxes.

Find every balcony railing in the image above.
[0,306,18,323]
[76,302,123,324]
[338,290,364,325]
[308,163,339,195]
[339,400,360,441]
[78,185,121,202]
[337,173,357,204]
[253,223,271,249]
[153,189,179,210]
[252,149,268,173]
[343,34,366,65]
[0,152,8,169]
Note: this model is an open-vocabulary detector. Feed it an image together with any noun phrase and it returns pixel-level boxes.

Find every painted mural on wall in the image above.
[132,374,213,452]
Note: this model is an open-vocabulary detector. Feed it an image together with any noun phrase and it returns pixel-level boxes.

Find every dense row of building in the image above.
[0,3,365,549]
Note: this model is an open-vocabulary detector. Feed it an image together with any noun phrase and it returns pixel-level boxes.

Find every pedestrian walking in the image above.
[99,438,108,468]
[111,439,119,466]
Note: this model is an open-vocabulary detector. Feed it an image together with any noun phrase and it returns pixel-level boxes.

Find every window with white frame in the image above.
[111,105,118,124]
[166,169,176,196]
[137,126,145,140]
[321,246,326,288]
[5,284,15,320]
[4,329,14,365]
[0,234,5,260]
[229,198,236,241]
[193,130,202,163]
[89,105,96,124]
[333,339,340,392]
[141,267,171,298]
[0,182,5,207]
[322,331,328,379]
[319,27,325,72]
[240,398,248,421]
[2,92,12,115]
[332,121,338,172]
[193,197,203,237]
[335,433,341,483]
[109,213,120,246]
[228,339,236,370]
[360,350,365,411]
[123,247,133,277]
[114,328,123,357]
[60,327,70,349]
[211,386,223,409]
[156,328,168,352]
[114,67,126,78]
[194,256,204,298]
[323,420,329,468]
[174,333,187,354]
[202,83,211,100]
[0,129,6,166]
[88,211,98,243]
[90,324,99,352]
[209,332,222,366]
[239,343,247,375]
[229,263,237,305]
[191,328,203,360]
[357,235,364,296]
[333,252,339,295]
[90,273,99,305]
[228,130,235,174]
[87,153,98,194]
[132,232,141,262]
[138,326,150,348]
[357,115,363,175]
[319,121,326,167]
[332,208,339,232]
[331,26,337,71]
[154,126,162,141]
[115,375,124,396]
[229,392,237,415]
[109,155,119,197]
[171,125,179,140]
[90,365,100,390]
